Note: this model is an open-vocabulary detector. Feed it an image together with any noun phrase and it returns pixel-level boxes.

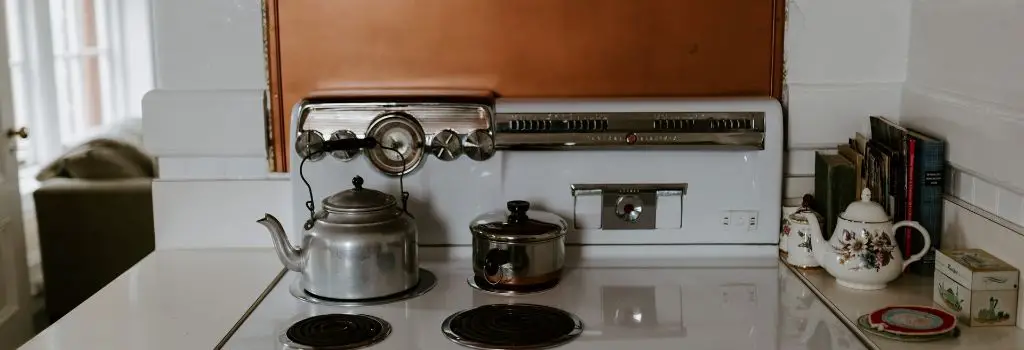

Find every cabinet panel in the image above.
[267,0,785,170]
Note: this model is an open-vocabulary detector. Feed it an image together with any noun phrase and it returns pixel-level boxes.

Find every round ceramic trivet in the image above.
[867,305,957,336]
[857,314,959,342]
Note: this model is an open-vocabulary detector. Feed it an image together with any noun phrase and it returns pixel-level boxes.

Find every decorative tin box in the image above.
[933,249,1019,327]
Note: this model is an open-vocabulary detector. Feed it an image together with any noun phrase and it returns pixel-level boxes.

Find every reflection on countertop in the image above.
[780,265,869,350]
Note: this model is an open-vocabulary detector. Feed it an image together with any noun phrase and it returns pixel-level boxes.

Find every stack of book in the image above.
[813,116,947,275]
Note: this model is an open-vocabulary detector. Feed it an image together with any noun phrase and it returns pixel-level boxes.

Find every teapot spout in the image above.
[256,214,304,271]
[804,212,827,264]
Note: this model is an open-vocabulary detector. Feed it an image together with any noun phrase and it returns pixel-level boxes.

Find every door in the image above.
[0,0,33,348]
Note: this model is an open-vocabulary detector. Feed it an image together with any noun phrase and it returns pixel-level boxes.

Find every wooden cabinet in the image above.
[266,0,785,170]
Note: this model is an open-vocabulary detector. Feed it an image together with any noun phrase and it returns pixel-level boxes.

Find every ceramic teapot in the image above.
[806,188,930,290]
[782,194,824,268]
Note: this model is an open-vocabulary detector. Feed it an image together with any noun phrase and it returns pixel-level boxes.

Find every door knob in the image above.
[6,127,28,139]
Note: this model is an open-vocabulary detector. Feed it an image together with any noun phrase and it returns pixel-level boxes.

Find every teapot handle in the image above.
[892,221,931,271]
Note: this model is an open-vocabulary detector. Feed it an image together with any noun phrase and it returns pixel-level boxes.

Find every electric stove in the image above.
[216,97,823,349]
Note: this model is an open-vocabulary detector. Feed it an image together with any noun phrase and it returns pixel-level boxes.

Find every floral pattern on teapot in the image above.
[796,231,811,250]
[831,229,896,271]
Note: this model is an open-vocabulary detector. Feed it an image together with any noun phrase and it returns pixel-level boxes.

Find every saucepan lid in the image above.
[470,200,567,243]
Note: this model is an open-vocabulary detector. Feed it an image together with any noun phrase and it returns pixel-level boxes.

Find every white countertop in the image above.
[17,248,283,350]
[789,264,1024,350]
[17,248,871,350]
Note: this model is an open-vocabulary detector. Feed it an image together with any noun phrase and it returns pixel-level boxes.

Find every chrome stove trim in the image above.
[466,277,556,296]
[213,268,289,350]
[493,111,765,150]
[288,269,437,306]
[294,101,493,139]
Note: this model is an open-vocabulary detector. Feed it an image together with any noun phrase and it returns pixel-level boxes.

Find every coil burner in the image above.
[281,314,391,350]
[442,304,583,349]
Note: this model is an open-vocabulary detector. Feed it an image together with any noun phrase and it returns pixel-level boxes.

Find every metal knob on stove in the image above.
[430,129,463,161]
[463,129,495,161]
[615,195,644,223]
[295,130,326,161]
[328,130,360,161]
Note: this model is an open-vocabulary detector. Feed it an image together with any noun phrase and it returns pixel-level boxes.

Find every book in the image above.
[814,152,857,237]
[865,140,894,215]
[838,144,865,196]
[854,133,868,155]
[905,128,946,275]
[870,116,912,264]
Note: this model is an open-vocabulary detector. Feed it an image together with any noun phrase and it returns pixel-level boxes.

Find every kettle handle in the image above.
[892,221,931,271]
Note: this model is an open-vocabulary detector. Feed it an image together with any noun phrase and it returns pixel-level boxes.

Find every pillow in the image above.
[36,138,155,181]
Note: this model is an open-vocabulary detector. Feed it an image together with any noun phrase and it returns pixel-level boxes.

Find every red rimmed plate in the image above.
[867,305,957,336]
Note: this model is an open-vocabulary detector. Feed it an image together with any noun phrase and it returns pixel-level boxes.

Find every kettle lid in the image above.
[470,200,567,242]
[323,176,397,213]
[840,188,890,223]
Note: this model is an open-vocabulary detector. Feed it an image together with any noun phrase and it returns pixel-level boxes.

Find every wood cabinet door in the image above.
[266,0,785,170]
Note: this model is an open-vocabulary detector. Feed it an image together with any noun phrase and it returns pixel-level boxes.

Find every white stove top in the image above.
[220,248,797,350]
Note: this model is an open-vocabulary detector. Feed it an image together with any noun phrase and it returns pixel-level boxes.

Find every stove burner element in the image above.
[467,276,558,296]
[290,269,437,306]
[442,304,583,349]
[281,314,390,350]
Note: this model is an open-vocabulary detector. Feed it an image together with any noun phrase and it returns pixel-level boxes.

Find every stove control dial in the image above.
[328,130,360,161]
[463,129,495,161]
[295,130,326,161]
[430,129,463,161]
[614,195,644,223]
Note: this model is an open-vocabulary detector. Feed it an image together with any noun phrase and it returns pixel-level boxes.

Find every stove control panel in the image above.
[293,101,494,175]
[571,183,687,230]
[494,112,764,150]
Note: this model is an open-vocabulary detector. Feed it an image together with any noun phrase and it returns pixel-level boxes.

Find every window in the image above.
[5,0,153,168]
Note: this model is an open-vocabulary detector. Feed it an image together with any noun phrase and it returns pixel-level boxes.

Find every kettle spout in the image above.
[804,213,828,264]
[256,214,304,271]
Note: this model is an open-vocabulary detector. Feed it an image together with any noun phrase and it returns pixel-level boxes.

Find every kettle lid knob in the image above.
[352,176,364,189]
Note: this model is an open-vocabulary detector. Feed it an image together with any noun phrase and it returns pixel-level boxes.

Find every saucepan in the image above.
[469,200,568,291]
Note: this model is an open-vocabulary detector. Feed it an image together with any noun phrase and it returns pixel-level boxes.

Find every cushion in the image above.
[36,139,155,181]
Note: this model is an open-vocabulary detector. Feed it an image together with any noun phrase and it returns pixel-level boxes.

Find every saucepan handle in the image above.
[892,221,931,271]
[484,249,510,285]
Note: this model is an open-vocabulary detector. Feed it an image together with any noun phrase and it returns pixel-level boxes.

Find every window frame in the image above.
[5,0,152,167]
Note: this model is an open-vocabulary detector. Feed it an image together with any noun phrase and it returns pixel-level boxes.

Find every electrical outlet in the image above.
[745,211,758,231]
[722,210,759,232]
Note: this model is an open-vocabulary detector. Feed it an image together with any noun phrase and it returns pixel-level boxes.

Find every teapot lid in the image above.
[323,176,397,213]
[840,188,890,223]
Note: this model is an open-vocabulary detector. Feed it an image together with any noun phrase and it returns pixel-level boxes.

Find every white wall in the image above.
[901,0,1024,219]
[782,0,911,201]
[144,0,913,249]
[900,0,1024,328]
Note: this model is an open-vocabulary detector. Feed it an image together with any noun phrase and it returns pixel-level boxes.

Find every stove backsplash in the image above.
[291,98,782,247]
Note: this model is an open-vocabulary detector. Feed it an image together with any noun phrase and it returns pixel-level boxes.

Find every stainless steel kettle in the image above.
[257,175,418,300]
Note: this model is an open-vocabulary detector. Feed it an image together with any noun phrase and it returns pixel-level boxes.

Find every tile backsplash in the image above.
[948,167,1024,230]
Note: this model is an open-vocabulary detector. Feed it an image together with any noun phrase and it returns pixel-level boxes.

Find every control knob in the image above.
[430,129,463,161]
[463,129,495,161]
[295,130,326,161]
[328,130,360,161]
[614,195,644,223]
